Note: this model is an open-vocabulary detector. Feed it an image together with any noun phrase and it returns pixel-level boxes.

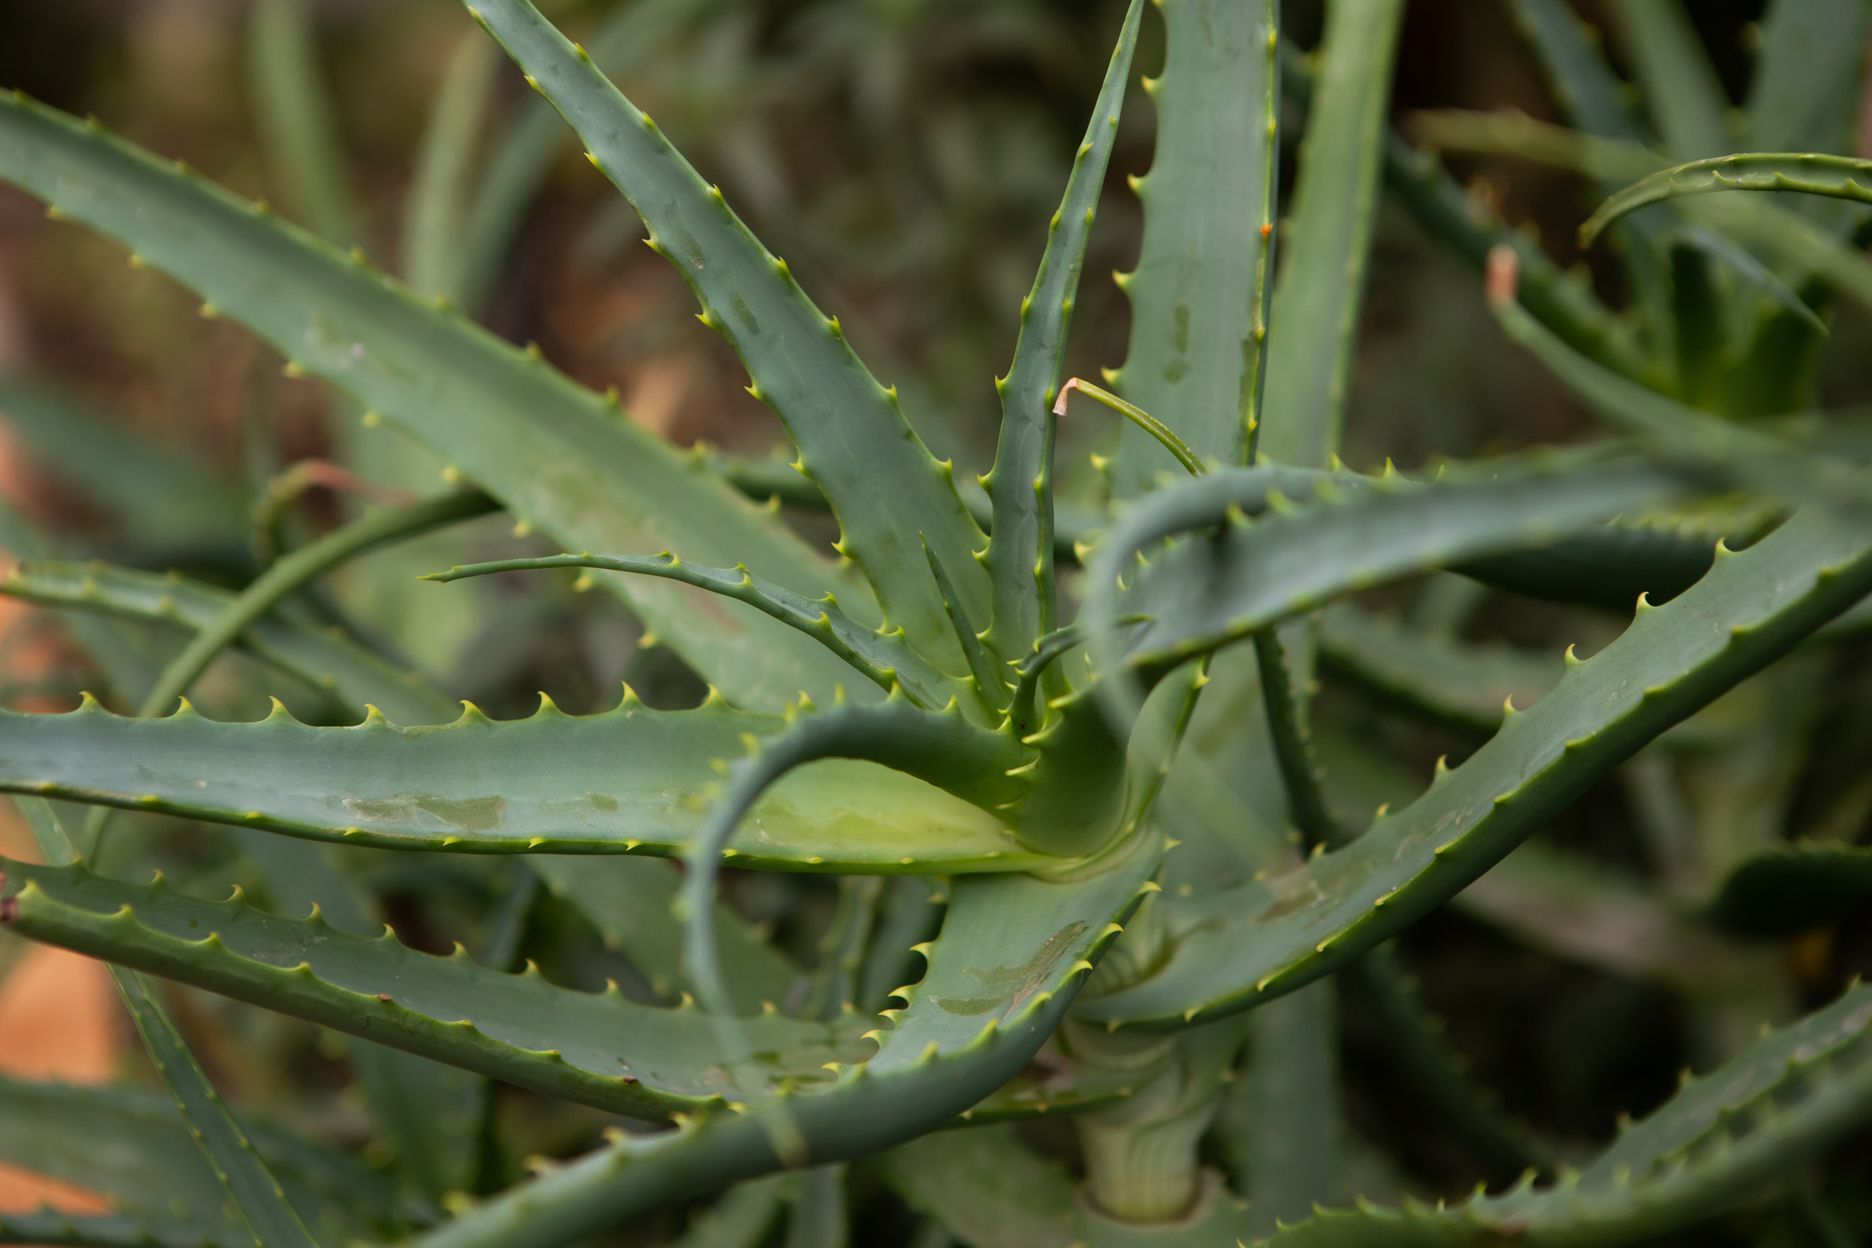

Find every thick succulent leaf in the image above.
[1257,0,1403,466]
[0,1208,247,1248]
[427,552,962,711]
[110,972,322,1248]
[529,855,804,1012]
[1,559,458,724]
[878,1126,1076,1248]
[1744,0,1871,153]
[0,1076,406,1246]
[246,0,355,243]
[1081,495,1872,1028]
[1102,459,1689,672]
[1584,153,1872,246]
[0,377,244,550]
[0,698,1041,871]
[1103,0,1280,494]
[1500,0,1674,348]
[984,0,1143,661]
[1708,841,1872,935]
[17,799,324,1248]
[403,33,500,301]
[1318,606,1561,734]
[1612,0,1729,159]
[0,858,870,1116]
[400,834,1164,1248]
[464,0,986,675]
[1256,982,1872,1246]
[0,90,867,710]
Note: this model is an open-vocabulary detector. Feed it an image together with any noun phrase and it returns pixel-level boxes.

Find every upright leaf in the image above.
[1744,0,1870,154]
[465,0,988,674]
[1612,0,1730,159]
[1103,0,1281,494]
[984,0,1144,663]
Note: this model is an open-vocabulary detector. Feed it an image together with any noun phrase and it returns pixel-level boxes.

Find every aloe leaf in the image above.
[1500,0,1675,350]
[1103,0,1280,495]
[0,856,870,1116]
[16,801,323,1248]
[1612,0,1730,158]
[247,0,355,243]
[401,834,1164,1248]
[404,33,500,301]
[0,559,457,725]
[983,0,1143,662]
[1584,154,1872,246]
[529,855,803,1012]
[668,1176,787,1248]
[464,0,987,674]
[0,91,866,709]
[1318,606,1561,734]
[0,1075,407,1245]
[1082,494,1872,1029]
[878,1126,1077,1248]
[0,698,1041,871]
[1256,982,1872,1246]
[1744,0,1871,154]
[0,377,245,550]
[458,0,715,312]
[1257,0,1402,466]
[0,1208,245,1248]
[426,552,963,711]
[1708,841,1872,935]
[1100,459,1689,673]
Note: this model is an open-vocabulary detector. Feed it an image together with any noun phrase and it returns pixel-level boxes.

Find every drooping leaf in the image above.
[1584,153,1872,246]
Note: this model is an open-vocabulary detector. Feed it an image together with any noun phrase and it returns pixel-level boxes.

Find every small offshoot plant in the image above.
[1,0,1871,1244]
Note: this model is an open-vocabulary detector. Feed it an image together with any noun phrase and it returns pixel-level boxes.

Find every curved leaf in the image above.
[0,858,869,1117]
[1081,495,1872,1029]
[1256,982,1872,1246]
[1709,841,1872,935]
[401,834,1165,1248]
[0,89,865,709]
[0,699,1044,872]
[1584,153,1872,246]
[464,0,987,673]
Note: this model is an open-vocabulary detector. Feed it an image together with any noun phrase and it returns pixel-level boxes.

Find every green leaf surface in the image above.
[1105,459,1690,672]
[1708,841,1872,935]
[1103,0,1280,494]
[1584,153,1872,246]
[402,834,1164,1248]
[1082,493,1872,1028]
[1318,606,1561,734]
[0,858,869,1117]
[1257,0,1402,466]
[1743,0,1871,154]
[0,698,1041,871]
[404,33,500,301]
[1256,982,1872,1245]
[878,1126,1076,1248]
[0,1075,406,1246]
[465,0,986,673]
[1612,0,1730,159]
[247,0,355,243]
[530,855,803,1012]
[984,0,1143,661]
[0,559,456,724]
[0,89,865,709]
[0,1208,242,1248]
[0,377,245,551]
[426,552,962,711]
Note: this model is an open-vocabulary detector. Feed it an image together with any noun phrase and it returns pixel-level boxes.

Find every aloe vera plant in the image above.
[1,0,1870,1244]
